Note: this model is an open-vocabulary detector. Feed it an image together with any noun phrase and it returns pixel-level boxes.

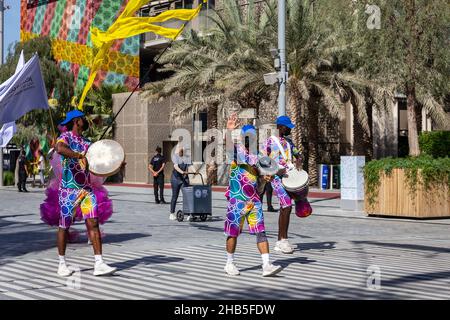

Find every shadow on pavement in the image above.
[0,229,56,261]
[110,255,184,271]
[295,241,337,251]
[352,240,450,254]
[101,232,151,244]
[0,218,150,260]
[239,255,316,273]
[381,270,450,287]
[167,284,405,300]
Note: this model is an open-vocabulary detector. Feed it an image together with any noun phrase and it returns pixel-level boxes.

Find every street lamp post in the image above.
[264,1,288,117]
[277,0,287,117]
[0,0,10,187]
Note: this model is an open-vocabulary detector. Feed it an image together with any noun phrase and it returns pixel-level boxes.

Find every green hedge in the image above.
[2,171,15,186]
[364,155,450,206]
[419,131,450,158]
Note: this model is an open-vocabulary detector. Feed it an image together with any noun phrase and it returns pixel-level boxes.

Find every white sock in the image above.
[94,255,103,265]
[261,253,270,267]
[58,255,66,265]
[226,253,234,264]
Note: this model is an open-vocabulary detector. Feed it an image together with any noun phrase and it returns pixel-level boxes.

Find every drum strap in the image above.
[270,136,292,163]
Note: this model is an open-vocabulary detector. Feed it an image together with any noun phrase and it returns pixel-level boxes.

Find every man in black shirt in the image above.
[149,146,166,204]
[17,148,29,192]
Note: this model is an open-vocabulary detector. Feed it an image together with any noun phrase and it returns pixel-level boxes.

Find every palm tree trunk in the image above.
[288,85,307,169]
[288,94,302,150]
[206,103,218,185]
[307,98,319,186]
[406,84,420,156]
[351,101,372,158]
[405,0,420,156]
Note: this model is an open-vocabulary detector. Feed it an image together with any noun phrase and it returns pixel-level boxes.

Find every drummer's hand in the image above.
[263,175,273,182]
[226,113,239,130]
[277,168,287,177]
[79,155,88,171]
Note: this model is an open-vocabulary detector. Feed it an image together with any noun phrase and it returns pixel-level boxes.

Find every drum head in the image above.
[282,169,309,192]
[86,140,125,177]
[257,156,279,176]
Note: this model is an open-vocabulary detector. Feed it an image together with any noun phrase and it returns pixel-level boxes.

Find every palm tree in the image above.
[350,0,449,156]
[83,84,128,141]
[284,0,412,184]
[143,0,275,184]
[283,0,370,184]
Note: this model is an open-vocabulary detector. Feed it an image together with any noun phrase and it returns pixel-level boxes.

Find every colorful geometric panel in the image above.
[20,0,140,92]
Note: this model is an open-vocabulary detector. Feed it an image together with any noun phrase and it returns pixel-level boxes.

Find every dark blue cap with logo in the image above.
[60,110,85,125]
[276,115,295,129]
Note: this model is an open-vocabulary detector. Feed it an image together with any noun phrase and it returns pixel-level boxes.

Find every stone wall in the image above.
[113,92,191,184]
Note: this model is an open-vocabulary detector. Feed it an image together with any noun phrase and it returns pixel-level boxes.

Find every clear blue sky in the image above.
[2,0,20,62]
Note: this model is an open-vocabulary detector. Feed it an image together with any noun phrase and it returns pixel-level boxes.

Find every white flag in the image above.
[0,122,16,147]
[0,51,26,147]
[15,50,25,74]
[0,54,49,126]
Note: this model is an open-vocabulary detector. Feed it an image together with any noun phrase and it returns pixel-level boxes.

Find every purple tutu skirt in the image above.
[40,153,113,227]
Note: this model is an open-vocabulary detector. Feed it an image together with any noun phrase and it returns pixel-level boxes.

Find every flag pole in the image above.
[98,11,200,141]
[48,107,57,142]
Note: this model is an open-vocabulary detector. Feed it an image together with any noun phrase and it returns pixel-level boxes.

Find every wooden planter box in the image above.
[365,169,450,219]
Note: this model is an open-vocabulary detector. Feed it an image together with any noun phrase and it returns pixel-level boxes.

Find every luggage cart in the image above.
[176,173,212,222]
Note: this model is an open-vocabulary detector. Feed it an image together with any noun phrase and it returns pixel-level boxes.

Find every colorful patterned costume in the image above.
[262,136,296,209]
[225,144,265,237]
[40,131,113,231]
[263,136,312,217]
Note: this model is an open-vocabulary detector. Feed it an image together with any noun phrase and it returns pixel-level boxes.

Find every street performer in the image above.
[42,110,116,277]
[262,116,306,254]
[223,113,282,277]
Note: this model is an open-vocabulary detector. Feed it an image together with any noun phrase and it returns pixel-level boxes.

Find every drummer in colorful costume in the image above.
[262,116,312,254]
[53,110,116,277]
[224,114,282,277]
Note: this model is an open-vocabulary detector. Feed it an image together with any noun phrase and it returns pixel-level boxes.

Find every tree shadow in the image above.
[0,229,56,261]
[381,271,450,288]
[109,255,185,271]
[0,214,34,228]
[352,240,450,254]
[166,284,406,300]
[239,255,316,273]
[295,241,337,252]
[0,226,151,261]
[101,233,150,244]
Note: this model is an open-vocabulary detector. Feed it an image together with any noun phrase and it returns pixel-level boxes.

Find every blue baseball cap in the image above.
[241,124,257,136]
[60,110,85,125]
[276,115,295,129]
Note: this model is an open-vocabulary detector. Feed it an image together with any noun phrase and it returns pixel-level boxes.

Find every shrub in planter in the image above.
[2,171,15,186]
[364,155,450,208]
[419,131,450,158]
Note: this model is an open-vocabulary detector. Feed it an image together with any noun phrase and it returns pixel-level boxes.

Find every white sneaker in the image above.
[224,262,240,276]
[274,239,294,254]
[187,215,193,221]
[93,262,117,276]
[262,264,282,277]
[57,263,74,277]
[169,213,176,220]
